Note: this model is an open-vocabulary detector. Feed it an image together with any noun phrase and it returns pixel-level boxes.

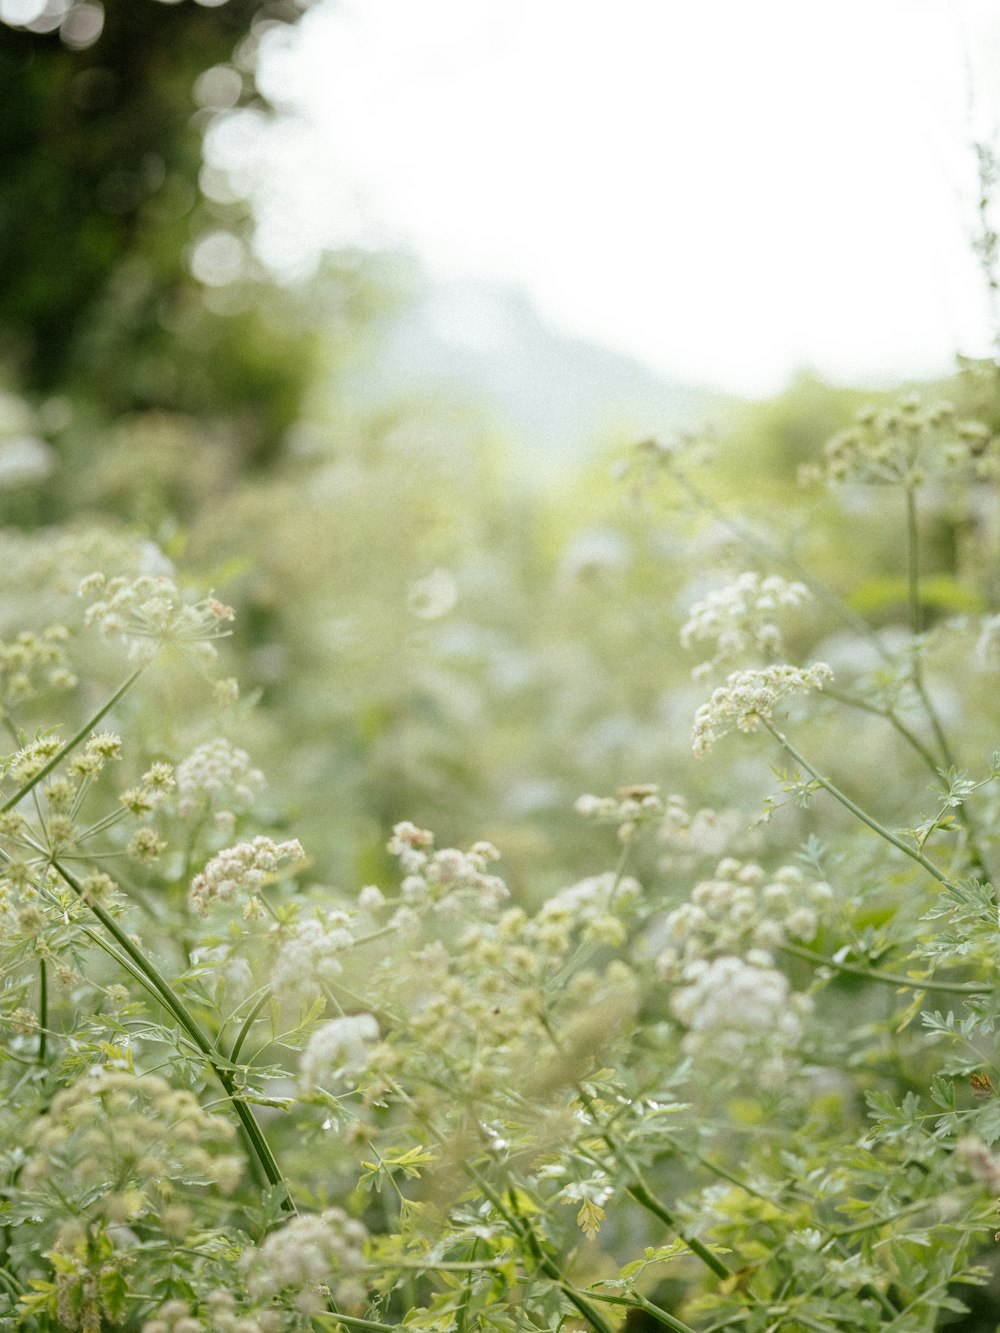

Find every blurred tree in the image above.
[0,0,317,465]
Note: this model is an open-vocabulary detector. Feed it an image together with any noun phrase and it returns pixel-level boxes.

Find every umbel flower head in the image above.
[242,1206,369,1315]
[21,1065,242,1239]
[680,571,810,681]
[78,572,235,664]
[189,836,304,916]
[691,662,833,755]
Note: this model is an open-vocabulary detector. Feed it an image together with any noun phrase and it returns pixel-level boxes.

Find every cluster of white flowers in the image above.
[386,822,508,923]
[141,1291,283,1333]
[691,662,833,755]
[801,397,997,487]
[656,794,757,871]
[956,1136,1000,1194]
[574,784,664,842]
[271,911,356,1005]
[242,1207,369,1314]
[299,1013,380,1092]
[670,952,812,1069]
[22,1067,243,1237]
[680,572,810,681]
[0,624,76,707]
[141,1300,207,1333]
[377,859,643,1112]
[176,737,265,833]
[407,567,458,619]
[655,857,833,980]
[78,572,235,663]
[189,836,304,916]
[530,871,643,951]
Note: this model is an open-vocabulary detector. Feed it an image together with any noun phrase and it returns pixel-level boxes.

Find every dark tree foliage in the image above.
[0,0,316,463]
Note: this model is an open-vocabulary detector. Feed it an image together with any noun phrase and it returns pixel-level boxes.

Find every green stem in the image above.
[2,667,144,812]
[760,721,953,888]
[37,958,47,1065]
[51,857,293,1213]
[229,989,271,1063]
[905,483,922,641]
[537,1014,732,1282]
[500,1187,617,1333]
[570,1287,701,1333]
[778,940,989,994]
[823,687,940,774]
[624,1180,730,1280]
[312,1314,402,1333]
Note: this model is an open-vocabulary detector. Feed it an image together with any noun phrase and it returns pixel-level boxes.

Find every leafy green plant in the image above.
[1,389,1000,1332]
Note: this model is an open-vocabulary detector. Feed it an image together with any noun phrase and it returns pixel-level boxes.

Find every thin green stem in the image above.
[312,1313,402,1332]
[51,857,293,1213]
[229,989,271,1064]
[905,483,923,641]
[500,1186,617,1333]
[1,667,144,812]
[537,1014,732,1282]
[570,1286,701,1333]
[760,720,953,888]
[778,940,989,994]
[37,959,47,1065]
[823,686,940,774]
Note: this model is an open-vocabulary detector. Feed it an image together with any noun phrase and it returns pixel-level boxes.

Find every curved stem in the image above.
[37,959,47,1065]
[2,667,144,813]
[51,856,293,1213]
[778,940,989,995]
[760,721,953,888]
[569,1286,700,1333]
[230,989,271,1064]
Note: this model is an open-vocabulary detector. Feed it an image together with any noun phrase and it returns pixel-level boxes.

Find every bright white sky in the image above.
[250,0,1000,395]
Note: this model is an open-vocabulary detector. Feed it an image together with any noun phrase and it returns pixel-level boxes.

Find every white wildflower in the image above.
[691,662,833,755]
[299,1014,379,1091]
[79,572,235,663]
[271,912,356,1004]
[681,572,809,679]
[189,836,303,915]
[244,1206,368,1313]
[671,954,808,1060]
[176,737,264,820]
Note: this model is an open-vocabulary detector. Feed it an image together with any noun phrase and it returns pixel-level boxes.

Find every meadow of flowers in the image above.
[0,373,999,1333]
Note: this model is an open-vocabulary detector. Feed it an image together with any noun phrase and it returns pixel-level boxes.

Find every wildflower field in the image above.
[5,3,1000,1331]
[1,376,1000,1333]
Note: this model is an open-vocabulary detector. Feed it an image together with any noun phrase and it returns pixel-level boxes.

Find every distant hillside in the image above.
[341,278,735,476]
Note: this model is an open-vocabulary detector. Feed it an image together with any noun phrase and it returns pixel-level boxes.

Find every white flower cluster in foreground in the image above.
[242,1206,369,1315]
[680,572,810,681]
[299,1013,380,1092]
[23,1067,242,1241]
[691,662,833,755]
[189,836,303,916]
[176,737,265,832]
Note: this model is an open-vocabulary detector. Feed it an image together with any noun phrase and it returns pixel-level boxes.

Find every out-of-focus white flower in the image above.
[407,568,457,619]
[299,1013,379,1091]
[0,436,56,488]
